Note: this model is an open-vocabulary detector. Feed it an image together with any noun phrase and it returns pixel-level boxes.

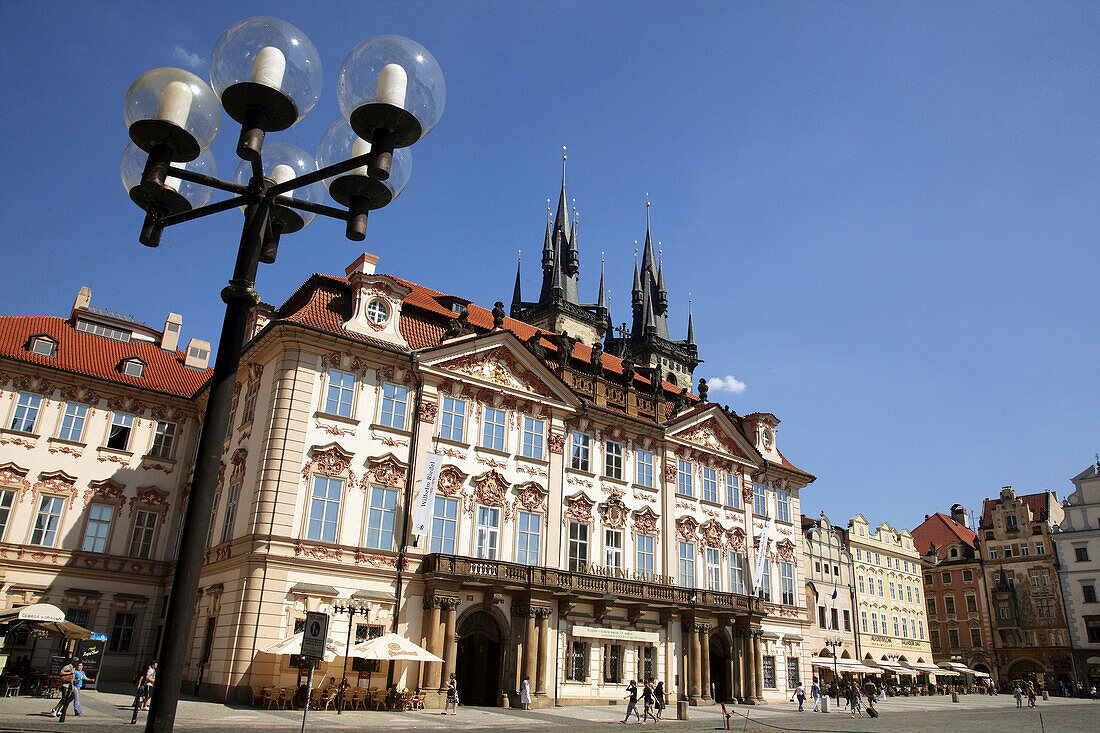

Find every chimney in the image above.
[950,504,970,529]
[72,286,91,316]
[184,338,211,369]
[346,252,379,277]
[162,313,182,351]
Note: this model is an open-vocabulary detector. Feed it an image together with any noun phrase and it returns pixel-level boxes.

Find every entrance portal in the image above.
[709,633,733,702]
[455,610,503,706]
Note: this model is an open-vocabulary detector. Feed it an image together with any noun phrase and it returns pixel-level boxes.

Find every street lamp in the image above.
[332,601,368,714]
[122,17,445,733]
[824,636,843,705]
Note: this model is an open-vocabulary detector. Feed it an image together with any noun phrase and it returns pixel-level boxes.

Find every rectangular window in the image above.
[642,646,655,682]
[241,379,260,424]
[109,613,136,652]
[1029,569,1041,588]
[861,610,868,632]
[1076,546,1090,562]
[1084,584,1098,604]
[365,486,397,551]
[636,534,655,577]
[570,432,590,471]
[818,606,827,628]
[480,407,506,450]
[948,628,960,648]
[379,383,408,429]
[725,474,740,508]
[843,609,851,632]
[604,528,624,569]
[220,481,240,544]
[729,551,746,594]
[1003,545,1012,558]
[522,417,545,460]
[705,547,722,591]
[1035,541,1045,554]
[966,595,977,613]
[82,503,114,552]
[129,509,158,558]
[439,397,466,441]
[944,595,956,615]
[877,578,883,596]
[702,467,718,503]
[989,547,998,560]
[0,490,14,540]
[517,511,541,565]
[918,619,924,640]
[890,581,896,600]
[858,575,866,594]
[150,421,177,459]
[57,402,88,442]
[569,641,588,681]
[603,644,623,683]
[475,505,500,559]
[1036,598,1054,619]
[604,441,623,480]
[780,561,795,605]
[636,449,654,488]
[907,585,913,603]
[677,460,694,497]
[871,614,879,634]
[762,656,776,688]
[830,607,839,630]
[30,495,64,546]
[788,657,801,688]
[901,617,908,638]
[758,559,772,602]
[325,370,355,418]
[941,571,951,584]
[679,541,696,588]
[207,491,220,548]
[753,482,767,516]
[971,628,983,647]
[893,615,900,637]
[776,489,790,522]
[430,496,459,555]
[10,392,42,432]
[307,476,343,543]
[1019,542,1030,556]
[106,412,134,451]
[927,597,936,615]
[568,521,588,571]
[930,628,940,648]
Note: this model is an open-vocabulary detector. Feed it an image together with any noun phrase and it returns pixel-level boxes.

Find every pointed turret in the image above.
[597,260,607,312]
[631,259,642,313]
[511,255,523,312]
[541,215,553,272]
[566,205,580,277]
[656,261,668,312]
[686,308,695,346]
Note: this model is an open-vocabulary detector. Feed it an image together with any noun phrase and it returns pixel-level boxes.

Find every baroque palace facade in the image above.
[0,178,815,708]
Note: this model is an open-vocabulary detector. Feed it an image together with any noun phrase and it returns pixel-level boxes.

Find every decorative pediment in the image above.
[84,478,126,504]
[229,448,248,482]
[599,496,629,529]
[303,443,356,480]
[700,518,726,548]
[320,350,373,379]
[0,463,31,492]
[564,492,595,524]
[437,346,556,398]
[676,516,699,542]
[437,465,468,496]
[776,538,796,562]
[31,470,79,505]
[514,482,548,513]
[131,486,170,516]
[631,506,659,537]
[727,527,746,551]
[367,453,408,488]
[471,470,510,507]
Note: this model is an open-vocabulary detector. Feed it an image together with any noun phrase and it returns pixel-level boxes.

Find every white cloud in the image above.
[173,45,205,69]
[708,375,747,394]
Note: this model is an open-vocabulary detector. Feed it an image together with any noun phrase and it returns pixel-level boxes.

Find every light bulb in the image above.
[377,63,408,108]
[251,46,286,89]
[271,164,296,185]
[157,81,193,127]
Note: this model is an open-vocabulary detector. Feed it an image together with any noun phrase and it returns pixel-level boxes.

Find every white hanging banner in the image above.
[411,452,445,537]
[752,516,774,594]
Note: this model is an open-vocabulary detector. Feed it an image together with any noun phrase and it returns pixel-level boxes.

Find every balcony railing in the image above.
[422,553,763,614]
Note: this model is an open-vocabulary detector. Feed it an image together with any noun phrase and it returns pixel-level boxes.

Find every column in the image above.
[440,599,458,691]
[752,631,764,701]
[535,609,549,695]
[700,625,712,701]
[743,630,757,704]
[730,630,743,702]
[523,608,538,689]
[424,599,442,690]
[689,622,702,701]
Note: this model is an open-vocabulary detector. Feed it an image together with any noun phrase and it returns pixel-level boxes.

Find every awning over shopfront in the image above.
[938,661,986,677]
[0,603,93,639]
[902,661,943,674]
[867,658,913,674]
[810,656,879,674]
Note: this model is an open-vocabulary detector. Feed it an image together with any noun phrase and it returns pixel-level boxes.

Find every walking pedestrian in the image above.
[520,675,531,710]
[444,673,459,715]
[811,678,821,712]
[50,659,76,720]
[1027,681,1037,708]
[622,680,640,724]
[792,682,805,712]
[1013,683,1022,708]
[653,680,665,720]
[642,680,658,725]
[849,684,863,718]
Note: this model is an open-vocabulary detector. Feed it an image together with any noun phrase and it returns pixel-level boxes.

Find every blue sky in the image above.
[1,2,1097,532]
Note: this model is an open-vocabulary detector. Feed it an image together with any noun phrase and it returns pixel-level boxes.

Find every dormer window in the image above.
[28,335,57,357]
[188,344,208,361]
[120,358,146,378]
[366,299,389,324]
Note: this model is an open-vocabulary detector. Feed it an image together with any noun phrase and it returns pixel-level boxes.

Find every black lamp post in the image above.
[825,636,842,705]
[331,601,367,714]
[122,17,445,733]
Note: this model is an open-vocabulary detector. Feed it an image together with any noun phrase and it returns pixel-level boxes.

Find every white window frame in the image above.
[677,460,694,497]
[702,467,718,503]
[128,509,158,559]
[568,521,589,571]
[636,534,655,577]
[439,397,466,442]
[679,541,696,588]
[780,561,795,605]
[570,431,590,471]
[636,449,654,488]
[430,496,459,555]
[517,511,541,565]
[324,369,355,418]
[81,502,114,553]
[0,490,16,542]
[30,495,65,546]
[57,402,88,442]
[725,473,740,508]
[776,489,790,522]
[378,382,408,429]
[241,379,260,424]
[521,417,545,460]
[604,528,623,569]
[220,480,240,544]
[729,551,746,594]
[11,392,42,433]
[475,505,500,559]
[481,407,507,451]
[365,486,397,551]
[604,441,624,480]
[306,475,343,544]
[150,420,178,460]
[753,482,767,516]
[106,412,135,451]
[705,547,721,591]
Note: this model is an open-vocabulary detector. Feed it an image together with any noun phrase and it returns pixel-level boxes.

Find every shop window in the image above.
[762,656,776,688]
[641,646,655,682]
[787,657,800,688]
[603,644,623,683]
[569,641,588,681]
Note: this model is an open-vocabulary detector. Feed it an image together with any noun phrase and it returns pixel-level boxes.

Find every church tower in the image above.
[604,201,701,391]
[510,153,609,344]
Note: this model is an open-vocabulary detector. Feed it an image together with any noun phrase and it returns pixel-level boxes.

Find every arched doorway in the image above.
[1007,659,1044,685]
[708,632,732,702]
[455,609,504,707]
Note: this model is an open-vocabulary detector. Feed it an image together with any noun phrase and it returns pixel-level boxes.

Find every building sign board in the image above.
[411,452,444,537]
[571,624,660,644]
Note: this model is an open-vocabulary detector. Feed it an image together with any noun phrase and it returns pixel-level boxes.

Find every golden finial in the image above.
[562,145,567,161]
[645,192,650,208]
[601,251,605,264]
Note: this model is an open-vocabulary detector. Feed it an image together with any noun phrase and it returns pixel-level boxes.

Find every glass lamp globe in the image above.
[317,119,412,210]
[210,16,322,131]
[337,35,445,148]
[233,142,322,230]
[122,142,216,213]
[124,67,221,161]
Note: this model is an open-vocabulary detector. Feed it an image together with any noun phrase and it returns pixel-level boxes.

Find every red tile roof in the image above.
[978,491,1053,528]
[0,315,210,398]
[911,513,979,558]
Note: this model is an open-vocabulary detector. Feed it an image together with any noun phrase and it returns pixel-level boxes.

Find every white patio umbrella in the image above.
[0,603,92,639]
[352,633,443,663]
[262,632,340,662]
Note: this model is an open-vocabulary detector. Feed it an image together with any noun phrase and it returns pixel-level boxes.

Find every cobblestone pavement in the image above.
[0,689,1096,732]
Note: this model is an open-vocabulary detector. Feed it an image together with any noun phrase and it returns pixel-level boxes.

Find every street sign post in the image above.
[300,612,328,733]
